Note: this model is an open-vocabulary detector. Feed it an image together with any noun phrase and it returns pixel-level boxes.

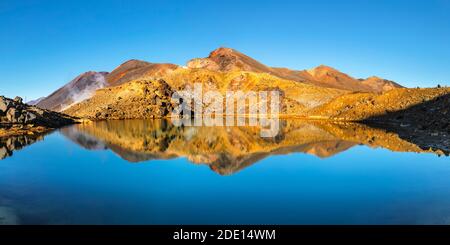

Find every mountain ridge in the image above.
[187,47,402,92]
[38,47,404,113]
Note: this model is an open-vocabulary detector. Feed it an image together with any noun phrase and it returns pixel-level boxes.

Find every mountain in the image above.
[65,79,175,119]
[26,97,45,106]
[106,59,179,87]
[36,71,109,111]
[37,60,178,112]
[304,65,373,92]
[360,76,403,92]
[39,47,406,114]
[65,70,348,119]
[187,47,318,86]
[187,47,400,92]
[187,47,275,73]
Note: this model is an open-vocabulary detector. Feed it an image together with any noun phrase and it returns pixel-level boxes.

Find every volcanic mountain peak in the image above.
[363,76,398,83]
[307,65,353,79]
[207,47,257,63]
[38,47,407,114]
[307,65,336,75]
[106,59,152,84]
[27,97,46,106]
[361,76,404,92]
[188,48,397,92]
[36,71,109,112]
[106,59,178,86]
[73,71,108,82]
[187,47,271,73]
[116,59,152,68]
[208,47,237,57]
[366,75,382,80]
[302,65,373,92]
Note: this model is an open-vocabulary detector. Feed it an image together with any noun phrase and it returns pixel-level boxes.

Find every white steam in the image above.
[60,72,107,111]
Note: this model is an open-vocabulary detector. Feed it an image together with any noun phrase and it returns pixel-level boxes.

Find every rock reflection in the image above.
[0,133,47,160]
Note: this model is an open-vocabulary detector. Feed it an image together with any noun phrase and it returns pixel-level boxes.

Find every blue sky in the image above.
[1,0,449,100]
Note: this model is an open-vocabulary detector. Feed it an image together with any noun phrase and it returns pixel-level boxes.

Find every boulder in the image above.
[0,96,11,114]
[0,146,8,160]
[24,112,37,124]
[0,95,76,128]
[14,96,23,104]
[6,108,21,123]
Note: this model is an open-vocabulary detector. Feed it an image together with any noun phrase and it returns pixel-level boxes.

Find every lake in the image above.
[0,119,449,224]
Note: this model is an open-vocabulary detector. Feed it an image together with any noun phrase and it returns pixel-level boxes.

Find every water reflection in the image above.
[56,119,445,175]
[1,119,449,224]
[1,119,446,174]
[0,134,47,160]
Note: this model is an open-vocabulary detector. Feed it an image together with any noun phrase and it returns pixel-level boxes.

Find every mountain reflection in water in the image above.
[50,119,443,175]
[1,119,450,225]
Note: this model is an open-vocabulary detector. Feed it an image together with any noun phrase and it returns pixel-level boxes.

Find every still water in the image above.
[0,120,449,224]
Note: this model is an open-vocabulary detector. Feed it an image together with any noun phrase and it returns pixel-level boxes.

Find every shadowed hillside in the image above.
[309,88,450,121]
[362,93,450,154]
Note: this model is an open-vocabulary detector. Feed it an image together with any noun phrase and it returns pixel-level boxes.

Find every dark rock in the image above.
[442,122,449,130]
[13,96,23,103]
[0,146,7,160]
[0,96,11,114]
[6,108,21,123]
[1,95,76,128]
[24,111,37,123]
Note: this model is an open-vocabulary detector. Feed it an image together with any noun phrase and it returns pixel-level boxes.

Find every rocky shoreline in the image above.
[0,96,78,138]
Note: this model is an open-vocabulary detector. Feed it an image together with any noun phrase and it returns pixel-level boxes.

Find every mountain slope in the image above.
[187,47,400,92]
[39,47,405,113]
[37,71,108,111]
[38,60,179,112]
[163,68,348,113]
[106,59,179,87]
[309,87,450,121]
[64,79,175,119]
[305,65,373,92]
[188,47,274,73]
[64,69,349,120]
[26,97,45,106]
[360,76,403,92]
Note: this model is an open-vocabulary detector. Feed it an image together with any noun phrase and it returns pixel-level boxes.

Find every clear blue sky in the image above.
[1,0,449,100]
